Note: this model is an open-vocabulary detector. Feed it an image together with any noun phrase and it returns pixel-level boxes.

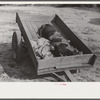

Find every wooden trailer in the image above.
[12,12,96,82]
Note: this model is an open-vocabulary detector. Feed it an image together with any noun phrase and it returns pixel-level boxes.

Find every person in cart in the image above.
[37,24,79,57]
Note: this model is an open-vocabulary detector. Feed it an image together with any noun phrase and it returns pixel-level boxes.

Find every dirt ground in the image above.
[0,5,100,82]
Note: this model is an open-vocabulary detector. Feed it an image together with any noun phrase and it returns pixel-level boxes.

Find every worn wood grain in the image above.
[64,70,77,82]
[38,54,94,70]
[25,21,38,40]
[38,64,91,75]
[16,14,38,75]
[51,72,65,82]
[16,13,96,76]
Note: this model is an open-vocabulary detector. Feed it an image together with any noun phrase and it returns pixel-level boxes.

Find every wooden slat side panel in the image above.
[38,54,94,70]
[26,21,38,41]
[31,22,39,33]
[22,21,38,71]
[51,14,92,54]
[38,64,91,75]
[16,14,38,75]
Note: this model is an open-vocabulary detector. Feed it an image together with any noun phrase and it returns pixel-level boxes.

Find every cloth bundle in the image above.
[31,38,54,59]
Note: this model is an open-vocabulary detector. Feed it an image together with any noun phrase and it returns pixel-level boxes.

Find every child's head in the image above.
[49,31,63,43]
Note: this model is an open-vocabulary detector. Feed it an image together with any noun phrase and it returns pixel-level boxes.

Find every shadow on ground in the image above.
[0,43,59,81]
[0,43,36,80]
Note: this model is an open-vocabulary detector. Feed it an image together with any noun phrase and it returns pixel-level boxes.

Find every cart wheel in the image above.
[12,31,22,63]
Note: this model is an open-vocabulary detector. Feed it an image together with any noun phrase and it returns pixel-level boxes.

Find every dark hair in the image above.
[38,24,56,39]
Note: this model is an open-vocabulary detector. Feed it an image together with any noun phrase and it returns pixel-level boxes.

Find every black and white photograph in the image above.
[0,3,99,82]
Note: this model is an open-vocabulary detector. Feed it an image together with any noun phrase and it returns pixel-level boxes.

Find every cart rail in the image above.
[15,12,96,81]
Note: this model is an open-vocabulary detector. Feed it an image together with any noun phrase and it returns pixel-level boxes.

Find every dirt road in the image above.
[0,5,100,82]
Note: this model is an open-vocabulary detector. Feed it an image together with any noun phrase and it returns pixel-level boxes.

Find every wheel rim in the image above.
[12,50,16,59]
[12,32,17,60]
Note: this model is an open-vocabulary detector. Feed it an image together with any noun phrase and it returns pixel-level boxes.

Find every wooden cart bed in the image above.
[14,12,96,81]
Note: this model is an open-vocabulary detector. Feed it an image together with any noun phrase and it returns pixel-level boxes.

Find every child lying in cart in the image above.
[31,24,81,59]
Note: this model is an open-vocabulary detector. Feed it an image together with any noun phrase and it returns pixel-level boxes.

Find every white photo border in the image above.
[0,1,100,99]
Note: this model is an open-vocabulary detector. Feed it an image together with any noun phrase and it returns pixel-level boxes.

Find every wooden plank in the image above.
[25,21,38,40]
[51,73,65,82]
[38,63,91,75]
[16,14,38,75]
[38,54,94,70]
[64,70,77,82]
[22,21,38,66]
[51,14,92,54]
[38,54,94,75]
[31,22,39,33]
